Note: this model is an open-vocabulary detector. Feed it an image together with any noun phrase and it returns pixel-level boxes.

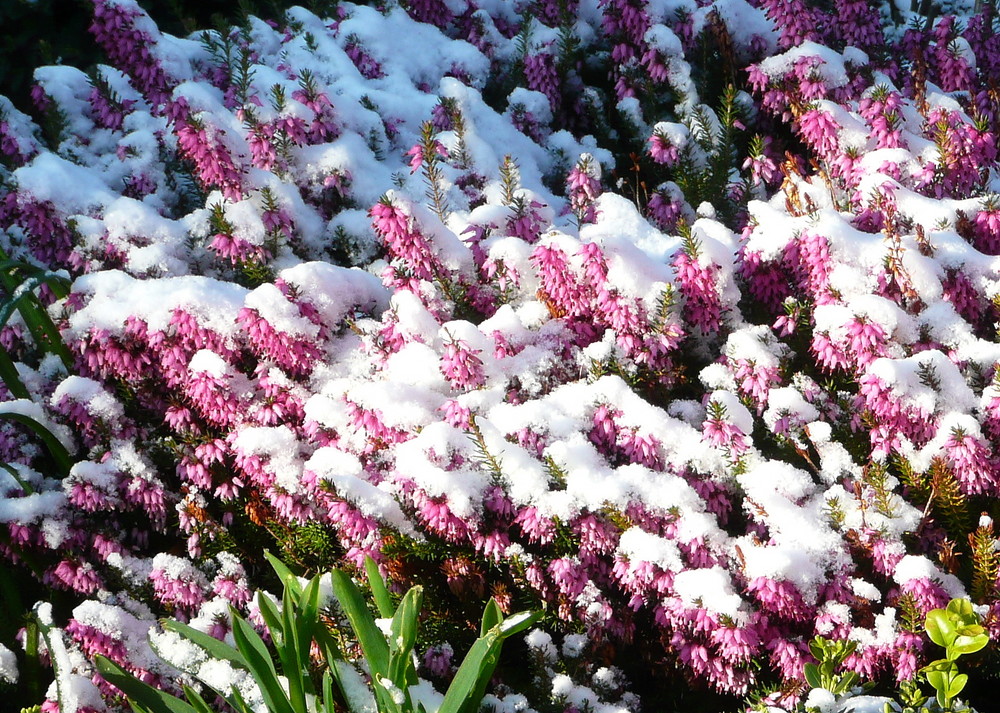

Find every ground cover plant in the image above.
[3,0,1000,711]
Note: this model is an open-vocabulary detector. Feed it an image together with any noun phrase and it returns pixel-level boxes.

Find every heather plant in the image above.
[5,1,1000,713]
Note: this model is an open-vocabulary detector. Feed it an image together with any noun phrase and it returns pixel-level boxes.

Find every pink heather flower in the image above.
[794,231,833,302]
[768,637,810,682]
[619,429,664,470]
[175,119,244,201]
[531,243,590,317]
[403,0,453,28]
[209,232,269,266]
[323,498,381,563]
[441,338,485,390]
[238,307,322,378]
[567,155,601,224]
[150,555,209,613]
[889,630,923,682]
[760,0,819,49]
[66,619,129,663]
[515,506,556,545]
[941,268,983,325]
[933,16,974,93]
[89,0,173,109]
[344,35,384,79]
[290,86,339,143]
[48,559,102,595]
[747,577,812,621]
[640,46,670,83]
[405,138,447,174]
[858,87,905,149]
[549,555,588,596]
[574,513,619,559]
[791,57,829,101]
[415,494,471,542]
[185,368,241,429]
[88,85,135,131]
[687,475,733,524]
[731,359,780,409]
[595,287,647,355]
[739,249,789,313]
[123,473,167,524]
[673,245,722,334]
[589,403,620,455]
[810,332,850,372]
[346,400,409,451]
[246,122,279,171]
[945,428,997,495]
[3,196,76,264]
[440,399,472,429]
[710,625,760,664]
[472,530,511,561]
[646,186,687,232]
[834,0,883,51]
[648,131,681,165]
[524,51,560,113]
[857,372,936,457]
[67,476,115,512]
[507,198,547,244]
[743,147,778,187]
[922,109,996,199]
[797,108,840,158]
[509,106,545,143]
[702,407,750,460]
[599,0,651,72]
[78,325,154,383]
[370,197,442,283]
[974,203,1000,255]
[844,317,888,369]
[0,119,38,165]
[423,644,454,678]
[901,576,950,616]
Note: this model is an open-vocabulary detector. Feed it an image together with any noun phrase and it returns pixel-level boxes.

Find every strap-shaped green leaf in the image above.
[181,685,215,713]
[479,599,501,636]
[93,655,199,713]
[0,346,29,399]
[162,619,248,668]
[0,253,71,300]
[439,608,543,713]
[438,629,500,713]
[365,556,394,618]
[293,575,322,691]
[388,586,422,691]
[496,609,542,637]
[230,608,295,713]
[314,622,344,668]
[296,575,322,655]
[0,462,34,494]
[256,591,285,647]
[322,670,336,713]
[0,271,74,369]
[279,581,310,713]
[330,569,390,678]
[230,680,256,713]
[265,551,303,598]
[0,411,72,476]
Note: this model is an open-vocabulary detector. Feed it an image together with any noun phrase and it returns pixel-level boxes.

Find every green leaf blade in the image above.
[94,655,199,713]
